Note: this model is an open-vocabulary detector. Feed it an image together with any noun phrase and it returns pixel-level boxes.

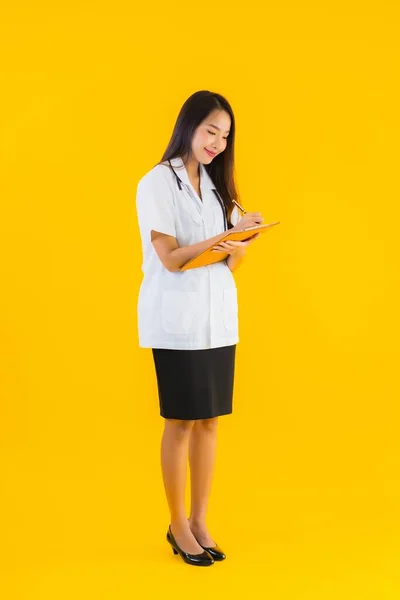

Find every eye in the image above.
[207,130,228,140]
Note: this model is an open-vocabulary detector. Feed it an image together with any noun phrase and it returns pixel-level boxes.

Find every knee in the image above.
[165,418,195,440]
[194,417,219,433]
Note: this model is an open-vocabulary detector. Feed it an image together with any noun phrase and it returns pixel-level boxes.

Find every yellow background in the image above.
[1,1,399,597]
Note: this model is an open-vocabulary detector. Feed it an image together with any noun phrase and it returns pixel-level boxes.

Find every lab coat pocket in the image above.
[222,287,238,330]
[161,290,199,334]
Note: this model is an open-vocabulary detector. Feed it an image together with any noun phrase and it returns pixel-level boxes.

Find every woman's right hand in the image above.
[230,211,264,231]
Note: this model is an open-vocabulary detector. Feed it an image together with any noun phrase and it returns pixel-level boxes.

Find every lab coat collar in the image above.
[169,155,216,193]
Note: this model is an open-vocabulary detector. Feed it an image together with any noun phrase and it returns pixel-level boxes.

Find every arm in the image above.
[226,248,246,272]
[225,205,247,272]
[213,232,261,272]
[151,230,227,272]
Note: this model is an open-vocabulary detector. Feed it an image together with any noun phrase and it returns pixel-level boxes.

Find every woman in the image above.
[136,90,263,566]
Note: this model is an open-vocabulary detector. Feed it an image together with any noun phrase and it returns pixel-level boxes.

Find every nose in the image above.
[213,137,225,151]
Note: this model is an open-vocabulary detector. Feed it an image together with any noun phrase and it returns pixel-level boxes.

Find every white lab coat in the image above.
[136,155,240,349]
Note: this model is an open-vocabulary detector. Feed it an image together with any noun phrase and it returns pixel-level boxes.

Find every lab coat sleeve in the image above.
[136,170,177,241]
[231,205,241,226]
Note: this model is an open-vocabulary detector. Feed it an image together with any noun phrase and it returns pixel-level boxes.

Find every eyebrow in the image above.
[206,123,230,134]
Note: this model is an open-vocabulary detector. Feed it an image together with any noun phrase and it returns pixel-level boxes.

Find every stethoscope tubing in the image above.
[168,159,228,231]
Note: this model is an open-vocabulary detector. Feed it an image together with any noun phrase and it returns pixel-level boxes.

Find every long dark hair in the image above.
[155,90,240,229]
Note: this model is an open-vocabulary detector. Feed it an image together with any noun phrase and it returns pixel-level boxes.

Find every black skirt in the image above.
[151,344,236,420]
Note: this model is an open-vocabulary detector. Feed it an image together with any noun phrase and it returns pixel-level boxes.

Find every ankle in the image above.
[170,517,190,530]
[188,517,206,527]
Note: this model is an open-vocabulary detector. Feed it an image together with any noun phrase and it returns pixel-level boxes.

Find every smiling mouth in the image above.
[205,149,216,156]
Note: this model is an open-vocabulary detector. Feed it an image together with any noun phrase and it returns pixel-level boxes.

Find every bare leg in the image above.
[188,417,219,546]
[161,418,205,554]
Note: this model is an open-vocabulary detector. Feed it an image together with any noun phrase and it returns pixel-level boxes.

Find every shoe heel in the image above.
[172,547,178,555]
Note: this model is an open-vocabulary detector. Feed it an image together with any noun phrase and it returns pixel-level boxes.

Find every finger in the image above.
[241,236,258,247]
[213,241,241,251]
[221,242,239,248]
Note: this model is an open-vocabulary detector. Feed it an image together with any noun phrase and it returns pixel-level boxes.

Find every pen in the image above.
[232,199,247,214]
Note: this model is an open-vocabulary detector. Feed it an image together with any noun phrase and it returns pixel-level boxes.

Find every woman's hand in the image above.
[211,233,261,255]
[230,211,264,232]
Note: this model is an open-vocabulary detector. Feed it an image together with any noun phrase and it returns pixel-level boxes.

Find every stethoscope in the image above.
[168,159,228,231]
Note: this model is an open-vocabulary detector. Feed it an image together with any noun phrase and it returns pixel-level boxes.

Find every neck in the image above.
[183,154,200,180]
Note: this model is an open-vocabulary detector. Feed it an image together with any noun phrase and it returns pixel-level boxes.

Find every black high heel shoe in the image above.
[166,525,214,567]
[188,520,226,561]
[194,540,226,561]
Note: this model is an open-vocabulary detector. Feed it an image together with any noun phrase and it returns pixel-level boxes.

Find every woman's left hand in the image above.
[211,233,260,255]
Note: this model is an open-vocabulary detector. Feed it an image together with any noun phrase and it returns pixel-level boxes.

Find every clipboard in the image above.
[179,221,280,271]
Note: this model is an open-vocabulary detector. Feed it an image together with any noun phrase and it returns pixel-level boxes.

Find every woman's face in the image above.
[191,109,231,164]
